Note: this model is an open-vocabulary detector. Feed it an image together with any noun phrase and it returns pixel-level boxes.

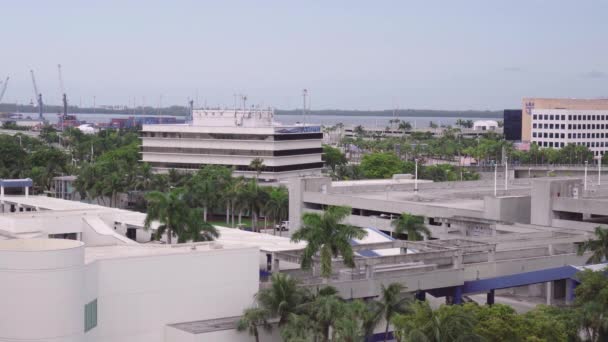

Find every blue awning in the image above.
[0,178,33,188]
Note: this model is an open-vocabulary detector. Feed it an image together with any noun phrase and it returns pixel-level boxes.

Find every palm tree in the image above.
[237,307,272,342]
[378,283,412,342]
[391,213,431,241]
[309,293,344,341]
[143,188,219,244]
[333,300,369,342]
[264,186,289,236]
[256,273,306,326]
[250,158,265,178]
[291,206,367,279]
[280,313,318,342]
[577,226,608,264]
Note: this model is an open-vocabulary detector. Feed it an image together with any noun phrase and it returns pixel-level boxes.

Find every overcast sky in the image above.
[2,0,607,110]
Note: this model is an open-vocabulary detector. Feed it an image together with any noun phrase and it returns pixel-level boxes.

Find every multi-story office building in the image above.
[522,98,608,158]
[503,109,522,141]
[140,109,323,180]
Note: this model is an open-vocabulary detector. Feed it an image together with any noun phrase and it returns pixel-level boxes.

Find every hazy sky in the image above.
[2,0,607,110]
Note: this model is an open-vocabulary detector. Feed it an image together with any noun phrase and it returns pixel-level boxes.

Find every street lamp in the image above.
[494,161,498,197]
[584,161,588,191]
[414,159,419,192]
[599,157,602,186]
[504,157,508,192]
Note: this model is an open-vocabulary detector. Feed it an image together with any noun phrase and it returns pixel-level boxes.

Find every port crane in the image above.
[30,70,44,121]
[57,64,68,130]
[0,77,9,103]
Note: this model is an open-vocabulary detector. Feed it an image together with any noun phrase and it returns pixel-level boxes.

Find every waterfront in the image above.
[17,112,496,127]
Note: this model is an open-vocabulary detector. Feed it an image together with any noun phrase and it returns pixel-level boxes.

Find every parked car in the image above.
[275,221,289,232]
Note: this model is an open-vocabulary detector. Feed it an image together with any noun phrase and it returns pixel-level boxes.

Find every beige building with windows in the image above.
[522,98,608,158]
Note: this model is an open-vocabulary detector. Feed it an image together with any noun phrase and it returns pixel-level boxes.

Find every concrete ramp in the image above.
[82,216,137,246]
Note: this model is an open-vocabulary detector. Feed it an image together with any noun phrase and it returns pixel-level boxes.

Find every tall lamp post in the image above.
[584,161,588,191]
[414,159,419,193]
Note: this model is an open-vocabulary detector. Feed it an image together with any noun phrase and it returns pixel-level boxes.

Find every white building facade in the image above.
[530,109,608,158]
[140,109,323,180]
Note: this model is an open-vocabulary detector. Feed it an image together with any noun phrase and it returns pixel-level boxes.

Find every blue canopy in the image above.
[0,178,33,188]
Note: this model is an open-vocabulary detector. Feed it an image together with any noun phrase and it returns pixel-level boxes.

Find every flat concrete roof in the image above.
[1,195,107,211]
[84,242,251,263]
[168,316,242,334]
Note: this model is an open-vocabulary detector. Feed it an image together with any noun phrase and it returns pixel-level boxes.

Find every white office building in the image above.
[530,109,608,158]
[140,109,323,180]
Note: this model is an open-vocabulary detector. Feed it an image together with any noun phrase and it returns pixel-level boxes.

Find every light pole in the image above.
[504,157,508,192]
[494,161,497,197]
[599,157,602,186]
[414,159,418,193]
[584,161,588,191]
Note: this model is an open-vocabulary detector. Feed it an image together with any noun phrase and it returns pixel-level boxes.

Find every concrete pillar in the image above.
[487,289,495,305]
[488,248,496,263]
[453,251,463,269]
[25,186,29,198]
[566,279,576,305]
[547,244,554,256]
[273,256,280,272]
[546,281,553,305]
[365,264,374,278]
[266,254,272,272]
[453,286,463,305]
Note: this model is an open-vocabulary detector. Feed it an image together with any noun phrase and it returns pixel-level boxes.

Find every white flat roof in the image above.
[1,196,107,211]
[84,242,252,263]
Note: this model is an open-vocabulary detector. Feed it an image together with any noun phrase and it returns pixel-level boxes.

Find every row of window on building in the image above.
[532,132,608,139]
[532,140,607,151]
[533,123,608,130]
[533,114,608,121]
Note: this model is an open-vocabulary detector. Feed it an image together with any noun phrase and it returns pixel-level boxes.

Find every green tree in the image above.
[377,283,412,342]
[322,144,347,174]
[574,269,608,341]
[144,188,218,244]
[256,273,307,326]
[577,226,608,264]
[250,158,265,178]
[391,213,430,241]
[291,206,367,279]
[360,152,407,179]
[264,186,289,235]
[237,307,272,342]
[185,165,232,221]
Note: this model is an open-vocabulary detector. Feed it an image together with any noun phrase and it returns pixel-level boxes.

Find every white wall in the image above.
[87,247,259,342]
[0,239,86,342]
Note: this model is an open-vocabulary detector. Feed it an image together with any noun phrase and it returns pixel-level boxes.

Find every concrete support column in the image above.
[452,251,463,269]
[546,281,553,305]
[566,279,576,305]
[365,264,374,279]
[25,186,29,198]
[273,256,280,272]
[266,254,272,272]
[487,289,495,305]
[488,248,496,263]
[547,244,554,256]
[453,286,463,305]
